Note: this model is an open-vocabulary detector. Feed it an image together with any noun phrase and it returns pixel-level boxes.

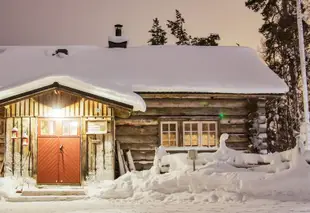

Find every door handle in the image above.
[60,144,63,152]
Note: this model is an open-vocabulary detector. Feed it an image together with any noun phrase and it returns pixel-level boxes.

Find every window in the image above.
[62,120,78,136]
[183,121,218,147]
[161,122,178,147]
[40,120,56,135]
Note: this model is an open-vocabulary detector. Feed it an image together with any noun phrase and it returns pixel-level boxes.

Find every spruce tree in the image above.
[245,0,310,152]
[147,18,168,45]
[191,34,220,46]
[167,10,191,45]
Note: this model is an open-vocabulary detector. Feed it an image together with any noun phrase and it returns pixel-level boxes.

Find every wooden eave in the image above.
[135,92,285,99]
[0,82,133,114]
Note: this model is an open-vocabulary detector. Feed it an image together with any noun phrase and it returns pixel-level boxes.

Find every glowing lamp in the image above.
[11,127,18,139]
[22,132,29,146]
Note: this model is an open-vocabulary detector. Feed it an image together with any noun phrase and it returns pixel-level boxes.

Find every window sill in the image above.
[164,147,218,151]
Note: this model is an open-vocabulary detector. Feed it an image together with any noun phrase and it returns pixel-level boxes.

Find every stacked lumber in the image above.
[116,141,136,175]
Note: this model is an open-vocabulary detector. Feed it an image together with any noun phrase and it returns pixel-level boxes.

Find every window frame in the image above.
[183,121,218,148]
[160,121,178,147]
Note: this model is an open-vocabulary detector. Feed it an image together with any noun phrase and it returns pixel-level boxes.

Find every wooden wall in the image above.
[2,90,116,181]
[4,91,111,118]
[115,93,267,170]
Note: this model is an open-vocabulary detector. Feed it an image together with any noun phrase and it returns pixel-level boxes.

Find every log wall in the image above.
[116,93,266,170]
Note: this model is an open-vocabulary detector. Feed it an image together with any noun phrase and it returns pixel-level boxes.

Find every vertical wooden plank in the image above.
[39,97,44,117]
[80,99,84,117]
[75,101,79,117]
[84,100,89,117]
[29,99,34,117]
[98,103,103,117]
[31,118,37,177]
[108,107,112,117]
[25,99,30,117]
[5,106,10,118]
[103,105,107,117]
[20,100,25,117]
[93,102,98,117]
[15,102,20,117]
[89,101,93,117]
[14,118,21,176]
[22,118,30,177]
[11,104,16,117]
[70,103,75,117]
[81,117,87,180]
[4,118,13,176]
[34,99,39,117]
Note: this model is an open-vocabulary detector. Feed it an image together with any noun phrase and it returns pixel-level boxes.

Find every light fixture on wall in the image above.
[22,132,29,146]
[11,127,18,139]
[49,108,65,117]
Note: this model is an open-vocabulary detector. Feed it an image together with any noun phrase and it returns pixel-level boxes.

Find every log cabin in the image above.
[0,26,288,184]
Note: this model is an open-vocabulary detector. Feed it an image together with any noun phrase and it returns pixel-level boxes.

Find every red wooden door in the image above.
[37,118,81,185]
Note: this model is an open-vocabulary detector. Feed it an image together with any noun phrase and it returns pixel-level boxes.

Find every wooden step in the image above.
[21,189,86,196]
[7,195,87,202]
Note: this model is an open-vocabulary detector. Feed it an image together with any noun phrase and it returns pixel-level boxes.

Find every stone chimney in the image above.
[108,24,128,48]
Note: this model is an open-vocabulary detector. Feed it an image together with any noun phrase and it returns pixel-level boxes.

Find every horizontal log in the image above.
[220,117,247,125]
[130,150,155,161]
[116,125,158,136]
[134,107,249,116]
[226,134,249,143]
[138,93,279,99]
[116,118,158,126]
[120,143,158,151]
[117,135,159,144]
[226,142,249,150]
[220,124,247,134]
[134,162,153,171]
[145,99,248,108]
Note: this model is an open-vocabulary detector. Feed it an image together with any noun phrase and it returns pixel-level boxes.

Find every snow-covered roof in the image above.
[0,45,288,112]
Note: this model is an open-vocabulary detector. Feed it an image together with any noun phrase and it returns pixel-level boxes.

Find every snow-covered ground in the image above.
[1,136,310,212]
[1,199,310,213]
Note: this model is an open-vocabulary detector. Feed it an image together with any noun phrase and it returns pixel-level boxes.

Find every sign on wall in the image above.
[87,120,107,134]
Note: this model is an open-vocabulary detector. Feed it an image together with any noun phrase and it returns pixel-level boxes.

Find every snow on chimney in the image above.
[108,24,128,48]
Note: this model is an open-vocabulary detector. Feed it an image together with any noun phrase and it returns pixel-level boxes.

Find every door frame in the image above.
[37,117,83,185]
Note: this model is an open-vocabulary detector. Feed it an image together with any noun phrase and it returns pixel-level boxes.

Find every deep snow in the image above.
[1,137,310,213]
[0,45,288,111]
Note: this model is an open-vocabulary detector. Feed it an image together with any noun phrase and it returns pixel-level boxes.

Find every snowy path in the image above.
[1,199,310,213]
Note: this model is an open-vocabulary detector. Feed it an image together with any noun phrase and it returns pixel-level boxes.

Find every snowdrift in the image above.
[88,140,310,203]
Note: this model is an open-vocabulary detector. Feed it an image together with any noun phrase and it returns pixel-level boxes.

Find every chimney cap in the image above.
[115,24,123,28]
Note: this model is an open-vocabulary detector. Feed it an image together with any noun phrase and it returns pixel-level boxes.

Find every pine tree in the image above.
[245,0,310,152]
[191,34,220,46]
[147,18,168,45]
[167,10,191,45]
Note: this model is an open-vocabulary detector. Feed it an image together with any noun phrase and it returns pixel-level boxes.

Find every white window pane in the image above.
[184,132,191,146]
[209,123,216,131]
[192,123,198,131]
[202,123,209,131]
[192,133,199,146]
[162,124,169,131]
[170,123,176,131]
[209,132,216,146]
[202,133,209,146]
[70,121,78,135]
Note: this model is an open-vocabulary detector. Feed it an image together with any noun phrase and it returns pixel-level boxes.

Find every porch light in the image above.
[11,127,18,139]
[22,132,29,146]
[49,108,64,117]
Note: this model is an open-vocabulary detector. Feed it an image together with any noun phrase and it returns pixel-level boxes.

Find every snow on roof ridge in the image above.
[0,45,288,109]
[0,75,146,112]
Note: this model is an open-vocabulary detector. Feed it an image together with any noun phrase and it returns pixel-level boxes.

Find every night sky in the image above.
[0,0,263,50]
